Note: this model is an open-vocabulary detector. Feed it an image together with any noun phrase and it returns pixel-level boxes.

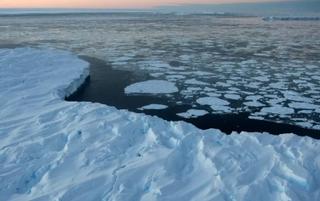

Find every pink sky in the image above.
[0,0,280,9]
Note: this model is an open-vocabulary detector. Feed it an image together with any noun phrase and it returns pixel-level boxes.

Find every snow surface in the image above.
[1,48,320,201]
[125,80,178,94]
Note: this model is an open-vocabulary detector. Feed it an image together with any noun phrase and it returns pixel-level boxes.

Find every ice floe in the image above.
[224,94,241,100]
[125,80,178,94]
[261,105,295,115]
[244,101,265,107]
[177,109,208,118]
[196,96,232,112]
[139,104,168,110]
[196,96,230,106]
[185,78,208,85]
[288,102,319,110]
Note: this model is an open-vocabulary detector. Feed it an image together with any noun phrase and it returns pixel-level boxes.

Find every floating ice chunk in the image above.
[150,72,165,78]
[313,125,320,130]
[206,92,221,97]
[125,80,178,94]
[185,78,208,85]
[296,122,314,128]
[306,65,318,69]
[253,76,269,82]
[139,104,168,110]
[204,87,214,91]
[210,105,232,112]
[177,109,208,118]
[186,87,202,92]
[244,101,265,107]
[267,98,285,105]
[179,54,193,61]
[166,75,186,80]
[216,81,231,87]
[148,61,171,69]
[288,102,319,110]
[196,97,231,112]
[249,115,265,120]
[192,71,213,76]
[269,82,287,89]
[228,87,240,91]
[283,91,313,103]
[196,97,229,106]
[298,110,313,114]
[224,94,241,100]
[245,95,263,101]
[180,87,203,97]
[139,61,171,71]
[312,75,320,80]
[261,105,295,115]
[246,82,261,89]
[240,59,257,65]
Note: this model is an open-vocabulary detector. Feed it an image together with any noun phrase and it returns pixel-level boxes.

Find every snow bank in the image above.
[125,80,178,94]
[1,48,320,201]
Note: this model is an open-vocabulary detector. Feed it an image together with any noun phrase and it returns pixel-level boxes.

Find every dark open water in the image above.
[66,56,320,139]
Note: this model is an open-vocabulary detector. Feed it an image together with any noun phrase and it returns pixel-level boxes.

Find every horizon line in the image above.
[0,1,304,10]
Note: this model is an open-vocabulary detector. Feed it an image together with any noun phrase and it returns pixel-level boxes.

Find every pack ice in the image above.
[0,48,320,201]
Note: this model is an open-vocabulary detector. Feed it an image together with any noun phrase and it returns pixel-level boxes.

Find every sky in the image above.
[0,0,291,9]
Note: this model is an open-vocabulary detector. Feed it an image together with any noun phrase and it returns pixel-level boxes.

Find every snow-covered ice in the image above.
[1,48,320,201]
[124,80,178,94]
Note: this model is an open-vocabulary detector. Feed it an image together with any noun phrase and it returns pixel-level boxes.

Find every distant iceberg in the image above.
[263,16,320,21]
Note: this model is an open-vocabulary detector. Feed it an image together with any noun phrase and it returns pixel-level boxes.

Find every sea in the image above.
[1,10,320,137]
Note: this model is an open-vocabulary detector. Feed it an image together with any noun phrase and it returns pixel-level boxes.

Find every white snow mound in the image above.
[1,48,320,201]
